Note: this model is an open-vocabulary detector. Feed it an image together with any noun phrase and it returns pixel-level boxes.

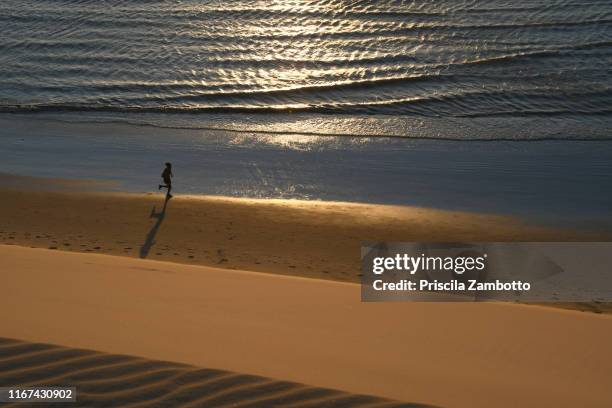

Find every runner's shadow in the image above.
[139,196,170,259]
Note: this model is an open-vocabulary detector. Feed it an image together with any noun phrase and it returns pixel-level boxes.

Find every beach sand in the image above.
[2,245,612,408]
[1,186,604,283]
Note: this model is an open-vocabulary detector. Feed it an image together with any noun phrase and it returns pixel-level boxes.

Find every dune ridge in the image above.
[0,337,426,408]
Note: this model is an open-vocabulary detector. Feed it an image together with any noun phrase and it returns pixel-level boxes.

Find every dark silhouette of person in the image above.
[158,162,173,198]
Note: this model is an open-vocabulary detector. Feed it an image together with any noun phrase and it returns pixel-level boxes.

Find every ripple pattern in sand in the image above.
[0,338,433,407]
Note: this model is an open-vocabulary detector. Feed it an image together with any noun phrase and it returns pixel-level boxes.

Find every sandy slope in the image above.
[2,245,611,408]
[0,338,420,408]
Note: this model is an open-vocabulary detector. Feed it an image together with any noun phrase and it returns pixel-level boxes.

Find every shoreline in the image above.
[3,115,612,231]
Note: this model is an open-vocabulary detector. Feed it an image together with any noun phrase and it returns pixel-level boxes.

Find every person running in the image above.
[158,162,173,198]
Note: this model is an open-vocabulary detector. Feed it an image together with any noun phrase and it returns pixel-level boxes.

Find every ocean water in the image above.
[1,1,612,227]
[1,0,611,138]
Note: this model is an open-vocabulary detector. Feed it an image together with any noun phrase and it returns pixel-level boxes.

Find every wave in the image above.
[3,79,610,118]
[1,0,611,137]
[5,110,612,143]
[2,103,609,118]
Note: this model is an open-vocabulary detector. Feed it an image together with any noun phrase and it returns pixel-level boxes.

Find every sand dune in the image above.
[2,245,612,407]
[0,337,423,408]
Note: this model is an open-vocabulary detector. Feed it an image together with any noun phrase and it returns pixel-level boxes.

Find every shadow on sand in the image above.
[139,196,170,259]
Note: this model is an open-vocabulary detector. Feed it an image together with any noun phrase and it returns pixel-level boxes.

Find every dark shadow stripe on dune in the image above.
[176,379,300,407]
[234,386,343,408]
[0,338,21,346]
[0,341,61,358]
[120,373,270,407]
[0,337,437,408]
[0,348,97,372]
[0,353,137,385]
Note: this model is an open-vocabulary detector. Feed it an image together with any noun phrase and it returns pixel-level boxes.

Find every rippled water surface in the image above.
[1,0,611,138]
